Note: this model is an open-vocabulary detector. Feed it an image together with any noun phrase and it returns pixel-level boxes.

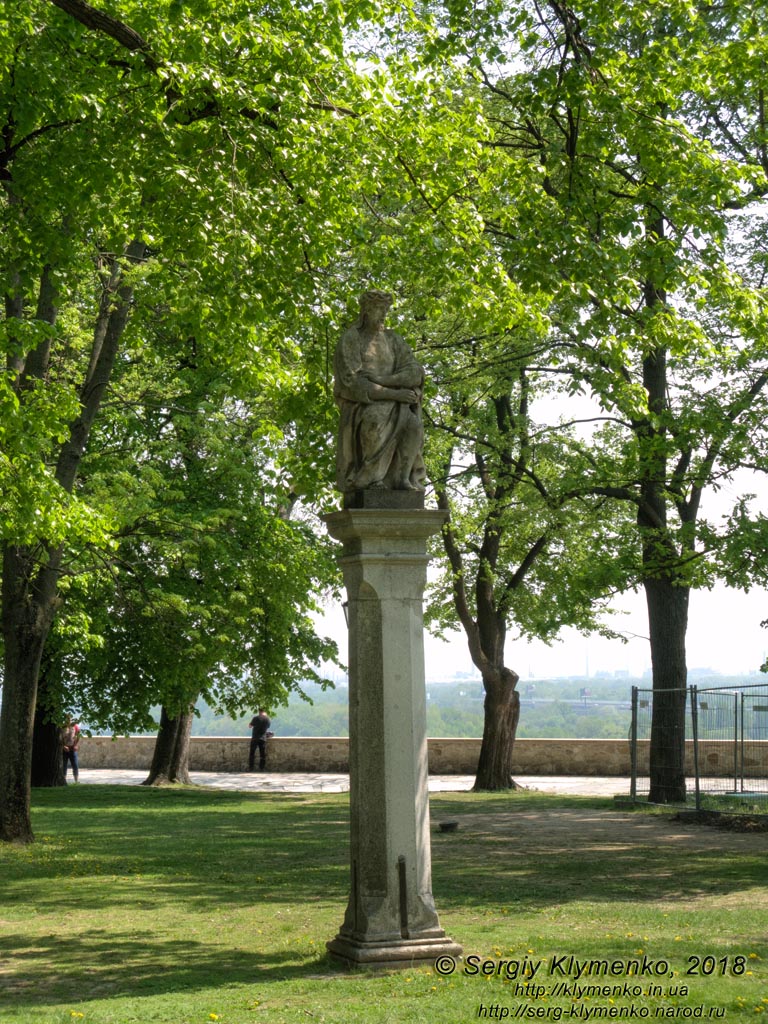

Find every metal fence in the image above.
[630,683,768,808]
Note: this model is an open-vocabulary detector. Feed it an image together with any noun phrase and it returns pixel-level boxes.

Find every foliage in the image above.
[40,355,342,734]
[189,667,768,746]
[1,0,483,552]
[421,319,633,648]
[450,0,768,590]
[347,0,768,635]
[325,0,768,794]
[1,0,460,837]
[6,0,768,815]
[191,690,354,739]
[187,678,649,740]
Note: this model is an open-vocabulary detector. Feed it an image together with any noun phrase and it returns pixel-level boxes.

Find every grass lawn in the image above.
[0,785,765,1024]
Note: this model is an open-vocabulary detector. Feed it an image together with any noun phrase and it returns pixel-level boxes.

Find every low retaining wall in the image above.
[630,740,768,776]
[79,736,644,775]
[78,736,768,777]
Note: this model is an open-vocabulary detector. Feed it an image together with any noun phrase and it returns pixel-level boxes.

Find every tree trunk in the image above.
[31,705,66,788]
[0,548,60,841]
[645,577,689,803]
[433,430,533,794]
[0,241,146,843]
[30,653,67,788]
[473,668,520,791]
[142,705,195,785]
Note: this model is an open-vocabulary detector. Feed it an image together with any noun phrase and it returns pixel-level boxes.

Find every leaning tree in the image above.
[422,324,630,789]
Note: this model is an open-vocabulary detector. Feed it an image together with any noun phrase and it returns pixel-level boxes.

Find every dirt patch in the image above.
[673,810,768,834]
[435,807,768,853]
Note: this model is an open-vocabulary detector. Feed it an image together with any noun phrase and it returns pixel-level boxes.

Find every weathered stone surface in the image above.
[326,933,463,969]
[324,506,461,967]
[343,488,425,510]
[334,291,426,497]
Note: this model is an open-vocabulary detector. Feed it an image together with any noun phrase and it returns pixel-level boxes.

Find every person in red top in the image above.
[61,716,81,783]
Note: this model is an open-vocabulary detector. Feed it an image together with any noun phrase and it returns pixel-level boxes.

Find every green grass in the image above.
[0,786,765,1024]
[697,794,768,816]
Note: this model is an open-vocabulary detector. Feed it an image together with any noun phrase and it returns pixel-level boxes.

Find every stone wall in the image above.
[75,735,768,776]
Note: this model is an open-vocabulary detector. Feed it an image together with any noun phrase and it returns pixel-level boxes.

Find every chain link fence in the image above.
[630,683,768,809]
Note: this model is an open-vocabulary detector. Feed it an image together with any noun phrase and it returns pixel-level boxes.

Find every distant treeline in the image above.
[189,673,762,739]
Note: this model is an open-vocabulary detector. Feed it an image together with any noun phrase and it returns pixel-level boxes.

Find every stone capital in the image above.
[323,508,447,554]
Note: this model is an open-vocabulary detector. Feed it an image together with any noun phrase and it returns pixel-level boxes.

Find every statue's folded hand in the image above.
[394,388,419,403]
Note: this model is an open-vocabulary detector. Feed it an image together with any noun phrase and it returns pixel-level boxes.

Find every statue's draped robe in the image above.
[334,326,426,493]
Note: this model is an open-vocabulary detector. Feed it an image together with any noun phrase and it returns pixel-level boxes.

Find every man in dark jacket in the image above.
[248,708,271,771]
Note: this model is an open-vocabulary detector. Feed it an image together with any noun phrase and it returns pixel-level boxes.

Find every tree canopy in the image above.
[4,0,768,830]
[328,0,768,791]
[0,0,442,838]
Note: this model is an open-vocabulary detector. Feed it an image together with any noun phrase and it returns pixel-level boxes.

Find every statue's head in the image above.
[359,289,393,314]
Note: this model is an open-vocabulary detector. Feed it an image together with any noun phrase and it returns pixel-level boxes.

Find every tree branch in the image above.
[499,533,549,615]
[56,238,147,494]
[48,0,160,71]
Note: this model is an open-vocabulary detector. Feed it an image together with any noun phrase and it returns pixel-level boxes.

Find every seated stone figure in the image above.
[334,290,426,500]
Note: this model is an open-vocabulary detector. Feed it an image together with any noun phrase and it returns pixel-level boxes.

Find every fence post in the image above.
[733,691,739,794]
[740,691,745,794]
[630,686,639,801]
[690,685,700,811]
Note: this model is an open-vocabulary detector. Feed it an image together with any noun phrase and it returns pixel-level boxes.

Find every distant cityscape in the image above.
[189,669,765,740]
[319,665,765,691]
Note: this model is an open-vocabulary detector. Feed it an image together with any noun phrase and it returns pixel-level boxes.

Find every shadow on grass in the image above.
[9,785,350,913]
[15,787,766,915]
[1,929,338,1005]
[1,785,763,1009]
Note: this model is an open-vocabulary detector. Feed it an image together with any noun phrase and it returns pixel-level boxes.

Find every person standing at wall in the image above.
[248,708,272,772]
[61,717,81,783]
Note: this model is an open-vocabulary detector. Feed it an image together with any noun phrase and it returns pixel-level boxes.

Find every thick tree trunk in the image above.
[30,655,66,788]
[474,668,520,791]
[637,236,690,804]
[31,705,66,788]
[645,578,689,803]
[0,548,60,841]
[0,642,42,842]
[0,241,145,843]
[142,705,195,785]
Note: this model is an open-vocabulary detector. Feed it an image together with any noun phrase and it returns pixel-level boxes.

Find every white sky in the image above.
[317,388,768,683]
[318,580,768,683]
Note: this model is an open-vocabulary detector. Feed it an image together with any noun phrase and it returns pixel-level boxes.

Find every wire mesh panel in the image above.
[630,684,768,808]
[630,687,696,803]
[742,689,768,794]
[693,687,740,799]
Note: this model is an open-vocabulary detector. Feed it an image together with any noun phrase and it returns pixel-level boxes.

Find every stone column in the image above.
[324,507,463,968]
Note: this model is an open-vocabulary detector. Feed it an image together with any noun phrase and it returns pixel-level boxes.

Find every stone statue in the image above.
[334,290,426,498]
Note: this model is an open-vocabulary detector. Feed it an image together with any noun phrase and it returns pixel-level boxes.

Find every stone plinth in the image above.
[324,508,462,968]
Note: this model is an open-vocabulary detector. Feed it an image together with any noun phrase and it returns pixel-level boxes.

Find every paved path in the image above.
[74,768,632,797]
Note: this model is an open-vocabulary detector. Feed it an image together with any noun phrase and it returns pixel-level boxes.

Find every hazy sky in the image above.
[320,581,767,682]
[319,398,767,683]
[423,583,767,681]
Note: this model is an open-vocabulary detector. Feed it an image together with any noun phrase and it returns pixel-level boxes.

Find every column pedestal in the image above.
[324,507,463,968]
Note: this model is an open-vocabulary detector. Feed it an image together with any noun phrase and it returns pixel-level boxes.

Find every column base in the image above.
[327,933,463,970]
